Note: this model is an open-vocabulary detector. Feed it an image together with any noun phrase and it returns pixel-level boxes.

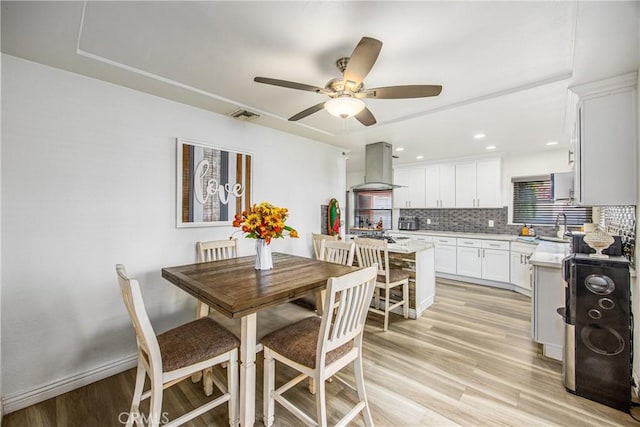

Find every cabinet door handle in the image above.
[477,198,480,208]
[482,249,485,258]
[477,248,480,257]
[520,254,524,263]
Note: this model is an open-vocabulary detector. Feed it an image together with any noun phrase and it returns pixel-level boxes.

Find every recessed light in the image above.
[485,145,496,150]
[546,141,558,146]
[474,133,486,139]
[416,155,424,160]
[395,147,405,152]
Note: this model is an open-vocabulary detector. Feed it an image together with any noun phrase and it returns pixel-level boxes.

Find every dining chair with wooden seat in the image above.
[196,238,239,318]
[261,265,378,427]
[354,237,410,332]
[311,232,338,260]
[116,264,240,427]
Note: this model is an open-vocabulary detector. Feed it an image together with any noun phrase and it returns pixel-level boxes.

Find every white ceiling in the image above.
[2,1,639,173]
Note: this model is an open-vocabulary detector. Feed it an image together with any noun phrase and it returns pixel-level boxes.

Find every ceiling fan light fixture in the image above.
[324,96,365,118]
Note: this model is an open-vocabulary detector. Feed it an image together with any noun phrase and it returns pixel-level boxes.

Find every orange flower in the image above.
[231,201,298,243]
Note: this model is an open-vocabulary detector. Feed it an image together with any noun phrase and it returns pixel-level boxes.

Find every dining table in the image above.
[161,252,359,426]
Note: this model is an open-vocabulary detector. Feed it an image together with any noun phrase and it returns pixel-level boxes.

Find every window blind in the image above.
[512,178,592,225]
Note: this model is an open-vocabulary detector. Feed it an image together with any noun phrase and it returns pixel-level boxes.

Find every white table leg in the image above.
[239,313,257,426]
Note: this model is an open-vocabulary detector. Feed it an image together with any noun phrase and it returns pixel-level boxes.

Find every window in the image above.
[353,190,393,229]
[512,176,592,225]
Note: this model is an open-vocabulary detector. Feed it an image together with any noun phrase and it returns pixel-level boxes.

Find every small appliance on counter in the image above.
[398,217,418,231]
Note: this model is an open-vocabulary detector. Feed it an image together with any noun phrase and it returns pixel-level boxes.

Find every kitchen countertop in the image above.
[389,230,523,242]
[387,241,434,254]
[529,241,570,268]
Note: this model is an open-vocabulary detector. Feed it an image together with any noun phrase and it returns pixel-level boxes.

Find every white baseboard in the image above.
[2,353,138,414]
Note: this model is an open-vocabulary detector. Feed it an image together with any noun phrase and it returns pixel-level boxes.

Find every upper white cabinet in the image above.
[455,158,502,208]
[395,158,501,209]
[569,73,637,206]
[393,167,426,208]
[425,164,456,208]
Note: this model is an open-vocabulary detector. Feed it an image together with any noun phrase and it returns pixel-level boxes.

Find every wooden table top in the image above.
[162,252,359,319]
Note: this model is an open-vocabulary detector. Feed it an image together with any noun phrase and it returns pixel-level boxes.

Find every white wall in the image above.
[1,54,346,411]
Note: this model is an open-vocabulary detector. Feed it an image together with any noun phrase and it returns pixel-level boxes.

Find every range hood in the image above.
[351,142,399,191]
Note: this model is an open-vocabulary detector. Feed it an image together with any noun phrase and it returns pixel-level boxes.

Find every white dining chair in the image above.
[196,239,239,318]
[355,237,410,331]
[116,264,240,427]
[261,265,378,427]
[315,239,356,315]
[311,232,338,260]
[194,238,239,394]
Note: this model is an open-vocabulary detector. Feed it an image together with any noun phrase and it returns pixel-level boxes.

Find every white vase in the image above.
[255,238,273,270]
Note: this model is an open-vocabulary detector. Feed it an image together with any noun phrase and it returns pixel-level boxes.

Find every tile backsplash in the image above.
[399,207,557,237]
[601,205,636,266]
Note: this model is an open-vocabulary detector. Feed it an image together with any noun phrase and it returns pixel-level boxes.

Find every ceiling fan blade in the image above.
[288,102,326,122]
[363,85,443,99]
[343,37,383,88]
[355,107,377,127]
[254,77,327,94]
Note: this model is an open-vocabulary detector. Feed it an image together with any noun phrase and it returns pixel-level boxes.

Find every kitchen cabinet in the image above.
[510,242,536,289]
[456,239,482,278]
[424,164,455,208]
[393,167,426,208]
[433,236,457,274]
[532,264,564,360]
[455,238,509,282]
[481,244,510,283]
[569,73,637,206]
[455,158,502,208]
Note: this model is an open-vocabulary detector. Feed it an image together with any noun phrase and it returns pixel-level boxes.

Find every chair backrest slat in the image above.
[318,265,377,359]
[116,265,162,375]
[197,238,239,262]
[354,237,389,282]
[312,233,338,260]
[319,240,355,266]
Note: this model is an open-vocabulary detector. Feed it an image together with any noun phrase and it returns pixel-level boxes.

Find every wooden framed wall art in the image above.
[176,138,253,227]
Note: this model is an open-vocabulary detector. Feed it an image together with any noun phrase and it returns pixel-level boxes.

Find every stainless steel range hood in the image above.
[351,142,399,191]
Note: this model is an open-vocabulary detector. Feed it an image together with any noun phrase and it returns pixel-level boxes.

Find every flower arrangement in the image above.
[233,202,299,244]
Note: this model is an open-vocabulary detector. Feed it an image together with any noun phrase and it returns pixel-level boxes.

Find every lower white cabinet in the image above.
[456,238,509,282]
[456,239,482,278]
[434,237,457,274]
[482,248,510,282]
[510,242,536,289]
[532,264,564,360]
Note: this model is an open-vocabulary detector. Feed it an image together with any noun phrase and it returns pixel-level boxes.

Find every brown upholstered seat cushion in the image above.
[260,317,353,369]
[157,317,240,372]
[379,268,410,284]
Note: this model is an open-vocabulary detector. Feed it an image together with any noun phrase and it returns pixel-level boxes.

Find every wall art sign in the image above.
[176,138,253,227]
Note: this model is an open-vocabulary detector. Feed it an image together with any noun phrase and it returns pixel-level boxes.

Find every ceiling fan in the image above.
[254,36,442,127]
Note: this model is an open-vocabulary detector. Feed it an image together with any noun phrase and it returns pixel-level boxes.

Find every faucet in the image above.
[555,213,572,238]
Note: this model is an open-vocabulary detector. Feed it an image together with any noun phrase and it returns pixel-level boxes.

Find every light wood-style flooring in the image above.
[5,280,639,426]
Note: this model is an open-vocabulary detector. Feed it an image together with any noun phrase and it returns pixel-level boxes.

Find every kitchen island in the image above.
[383,240,436,319]
[346,234,436,318]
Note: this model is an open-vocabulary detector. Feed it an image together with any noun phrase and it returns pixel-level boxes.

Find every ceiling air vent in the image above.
[228,109,260,121]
